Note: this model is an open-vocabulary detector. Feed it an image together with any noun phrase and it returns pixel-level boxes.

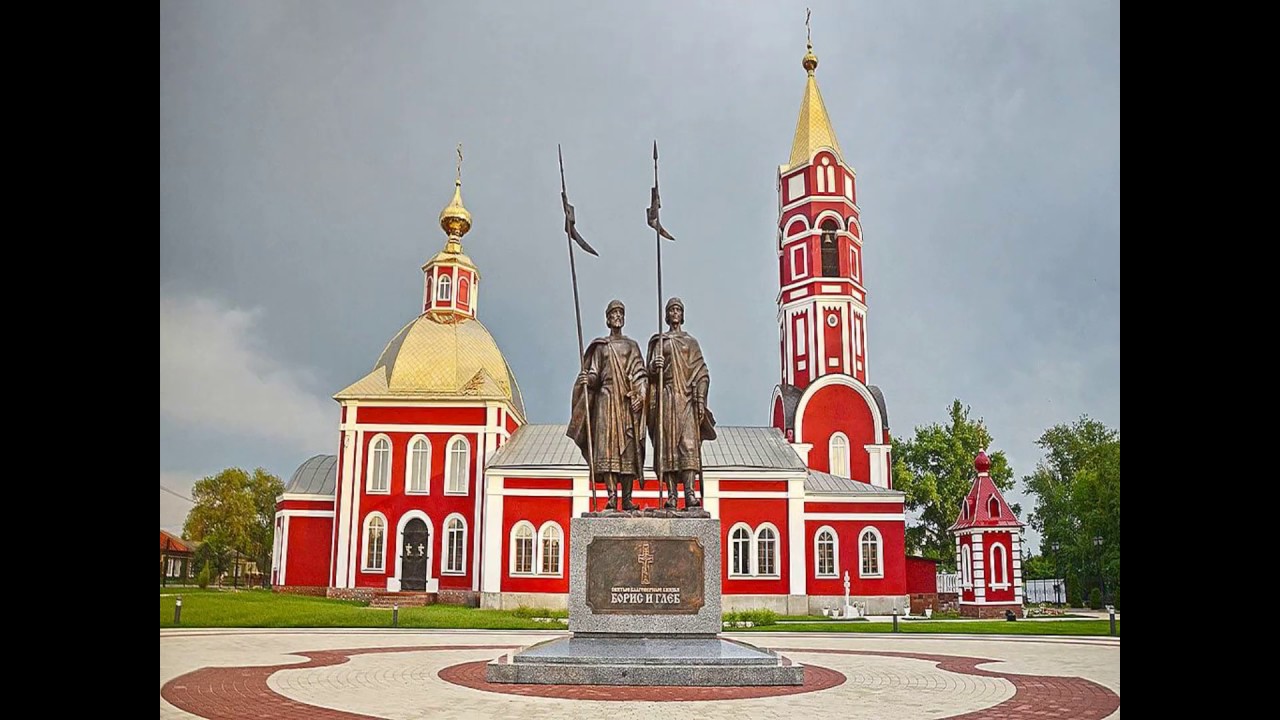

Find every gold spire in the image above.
[788,20,842,169]
[438,143,471,252]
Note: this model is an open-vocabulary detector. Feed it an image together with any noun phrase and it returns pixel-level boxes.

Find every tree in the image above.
[1022,416,1119,605]
[892,400,1018,569]
[183,467,284,585]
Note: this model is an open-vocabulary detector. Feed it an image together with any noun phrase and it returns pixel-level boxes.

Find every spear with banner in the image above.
[559,145,600,512]
[647,141,676,508]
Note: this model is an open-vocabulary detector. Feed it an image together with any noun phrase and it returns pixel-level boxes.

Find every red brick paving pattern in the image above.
[161,643,1119,719]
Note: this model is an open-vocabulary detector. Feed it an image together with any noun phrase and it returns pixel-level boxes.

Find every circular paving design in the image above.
[161,641,1119,719]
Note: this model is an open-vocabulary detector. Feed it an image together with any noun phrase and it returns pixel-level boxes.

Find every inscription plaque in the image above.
[585,536,705,614]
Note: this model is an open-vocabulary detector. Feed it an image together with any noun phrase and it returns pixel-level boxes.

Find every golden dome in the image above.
[334,314,524,418]
[438,179,472,241]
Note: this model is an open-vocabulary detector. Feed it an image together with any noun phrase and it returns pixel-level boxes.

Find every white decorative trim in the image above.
[858,526,884,579]
[509,520,537,576]
[395,510,436,591]
[803,512,905,521]
[279,493,336,503]
[814,525,839,578]
[405,434,431,495]
[793,374,885,444]
[790,243,809,281]
[444,434,471,495]
[481,475,504,593]
[501,489,575,497]
[441,513,467,575]
[989,541,1008,588]
[718,491,789,499]
[788,476,806,594]
[728,522,753,578]
[361,512,389,572]
[537,521,565,577]
[803,495,902,504]
[275,509,334,518]
[829,432,850,478]
[279,515,289,586]
[365,434,392,494]
[754,522,782,578]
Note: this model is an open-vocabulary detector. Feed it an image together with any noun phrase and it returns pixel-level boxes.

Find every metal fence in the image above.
[1023,577,1068,604]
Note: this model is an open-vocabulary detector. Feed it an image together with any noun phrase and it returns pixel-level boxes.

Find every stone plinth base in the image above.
[959,602,1023,619]
[485,636,804,686]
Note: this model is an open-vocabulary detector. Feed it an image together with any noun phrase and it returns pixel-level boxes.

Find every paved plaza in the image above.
[160,628,1119,719]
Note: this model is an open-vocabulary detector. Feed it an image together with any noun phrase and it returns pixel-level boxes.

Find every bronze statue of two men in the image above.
[568,297,715,513]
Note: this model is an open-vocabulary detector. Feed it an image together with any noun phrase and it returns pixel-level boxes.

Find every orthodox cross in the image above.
[456,143,463,183]
[805,8,812,46]
[636,542,655,585]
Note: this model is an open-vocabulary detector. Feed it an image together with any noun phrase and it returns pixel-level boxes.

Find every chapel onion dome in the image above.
[438,179,472,251]
[285,454,337,496]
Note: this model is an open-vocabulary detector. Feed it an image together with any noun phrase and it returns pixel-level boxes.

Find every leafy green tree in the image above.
[1022,416,1119,605]
[1021,553,1055,580]
[183,467,284,585]
[892,400,1018,569]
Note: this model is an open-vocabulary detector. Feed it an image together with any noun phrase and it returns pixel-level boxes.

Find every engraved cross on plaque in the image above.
[636,541,655,585]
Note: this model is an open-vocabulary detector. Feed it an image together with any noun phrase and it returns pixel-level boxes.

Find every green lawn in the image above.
[160,589,1117,636]
[159,588,566,630]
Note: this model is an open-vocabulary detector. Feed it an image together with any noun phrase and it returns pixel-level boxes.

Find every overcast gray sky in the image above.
[160,1,1120,555]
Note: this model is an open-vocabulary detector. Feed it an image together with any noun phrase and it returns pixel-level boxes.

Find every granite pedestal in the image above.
[486,516,804,686]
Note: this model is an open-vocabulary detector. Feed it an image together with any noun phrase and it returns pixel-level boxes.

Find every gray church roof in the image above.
[488,425,806,471]
[284,454,337,495]
[805,469,903,496]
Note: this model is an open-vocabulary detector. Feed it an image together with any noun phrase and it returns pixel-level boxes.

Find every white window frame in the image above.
[510,521,536,576]
[858,527,883,579]
[789,243,809,280]
[729,523,753,578]
[458,275,469,305]
[829,432,850,478]
[444,435,471,495]
[754,523,781,578]
[815,526,838,578]
[795,316,807,356]
[538,521,564,577]
[437,273,452,301]
[442,514,467,575]
[988,496,1000,519]
[366,435,391,494]
[406,435,431,495]
[961,544,973,588]
[989,541,1009,590]
[362,512,388,572]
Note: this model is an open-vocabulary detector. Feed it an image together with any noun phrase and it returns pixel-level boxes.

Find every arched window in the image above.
[407,436,430,494]
[988,496,1000,519]
[459,276,470,305]
[756,524,779,576]
[730,524,752,577]
[445,436,470,494]
[961,544,973,587]
[443,515,466,574]
[829,432,850,478]
[437,274,452,301]
[859,528,882,578]
[961,498,969,520]
[363,514,386,571]
[990,542,1007,587]
[367,436,390,492]
[511,522,535,575]
[539,523,563,575]
[815,527,838,577]
[820,218,839,276]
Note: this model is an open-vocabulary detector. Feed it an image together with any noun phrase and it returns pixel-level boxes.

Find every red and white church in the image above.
[274,42,948,614]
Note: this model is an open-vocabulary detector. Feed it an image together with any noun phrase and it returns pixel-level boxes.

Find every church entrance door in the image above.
[401,519,430,592]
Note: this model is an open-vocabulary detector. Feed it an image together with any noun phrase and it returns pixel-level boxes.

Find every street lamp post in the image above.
[1092,535,1104,606]
[1051,541,1061,605]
